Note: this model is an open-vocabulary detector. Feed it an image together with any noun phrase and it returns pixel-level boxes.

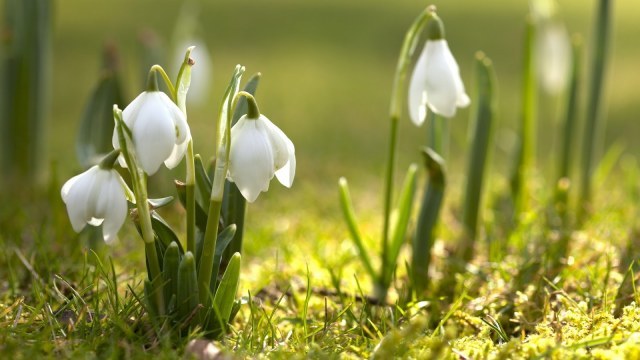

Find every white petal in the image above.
[440,42,471,108]
[130,95,178,175]
[408,45,430,126]
[229,117,275,202]
[164,101,191,169]
[537,23,571,94]
[164,139,189,169]
[423,40,461,118]
[159,92,189,144]
[61,166,99,233]
[275,136,296,188]
[261,115,291,170]
[99,171,127,243]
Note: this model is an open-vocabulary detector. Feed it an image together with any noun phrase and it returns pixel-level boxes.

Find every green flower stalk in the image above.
[380,5,435,301]
[198,66,245,306]
[556,35,582,199]
[174,47,197,255]
[579,0,611,221]
[511,16,537,217]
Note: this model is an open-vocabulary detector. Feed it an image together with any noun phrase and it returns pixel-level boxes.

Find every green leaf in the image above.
[412,149,446,292]
[175,46,194,113]
[177,252,199,323]
[210,252,241,333]
[148,196,174,210]
[150,212,184,254]
[216,65,245,154]
[176,180,209,231]
[194,154,212,212]
[210,224,237,292]
[76,48,125,168]
[462,53,496,243]
[162,242,181,314]
[144,279,159,317]
[386,164,418,279]
[338,177,376,281]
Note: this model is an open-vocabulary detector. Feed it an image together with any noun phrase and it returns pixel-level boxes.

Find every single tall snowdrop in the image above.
[228,92,295,202]
[408,10,470,125]
[531,0,571,95]
[112,71,190,175]
[61,150,127,243]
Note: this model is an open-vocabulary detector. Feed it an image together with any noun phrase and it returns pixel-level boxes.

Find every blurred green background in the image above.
[41,0,640,194]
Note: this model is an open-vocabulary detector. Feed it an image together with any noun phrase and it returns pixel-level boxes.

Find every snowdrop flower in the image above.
[112,90,190,175]
[228,94,295,202]
[536,22,571,95]
[61,158,127,243]
[530,0,571,94]
[408,13,470,125]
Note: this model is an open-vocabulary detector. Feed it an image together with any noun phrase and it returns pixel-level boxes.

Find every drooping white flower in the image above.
[112,91,190,175]
[536,22,571,95]
[408,39,470,125]
[61,165,127,243]
[228,114,296,202]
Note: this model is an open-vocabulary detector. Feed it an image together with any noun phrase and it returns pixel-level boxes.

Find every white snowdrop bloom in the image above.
[112,91,190,175]
[228,114,296,202]
[537,22,571,95]
[408,39,470,125]
[61,165,127,243]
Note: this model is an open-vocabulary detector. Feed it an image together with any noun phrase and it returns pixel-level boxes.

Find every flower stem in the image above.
[557,36,582,183]
[382,6,434,298]
[197,199,223,306]
[114,107,165,315]
[173,48,196,253]
[149,65,176,97]
[511,16,537,216]
[236,91,260,118]
[578,0,611,222]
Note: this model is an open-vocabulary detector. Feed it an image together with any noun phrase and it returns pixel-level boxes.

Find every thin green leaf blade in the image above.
[338,177,376,280]
[386,164,418,278]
